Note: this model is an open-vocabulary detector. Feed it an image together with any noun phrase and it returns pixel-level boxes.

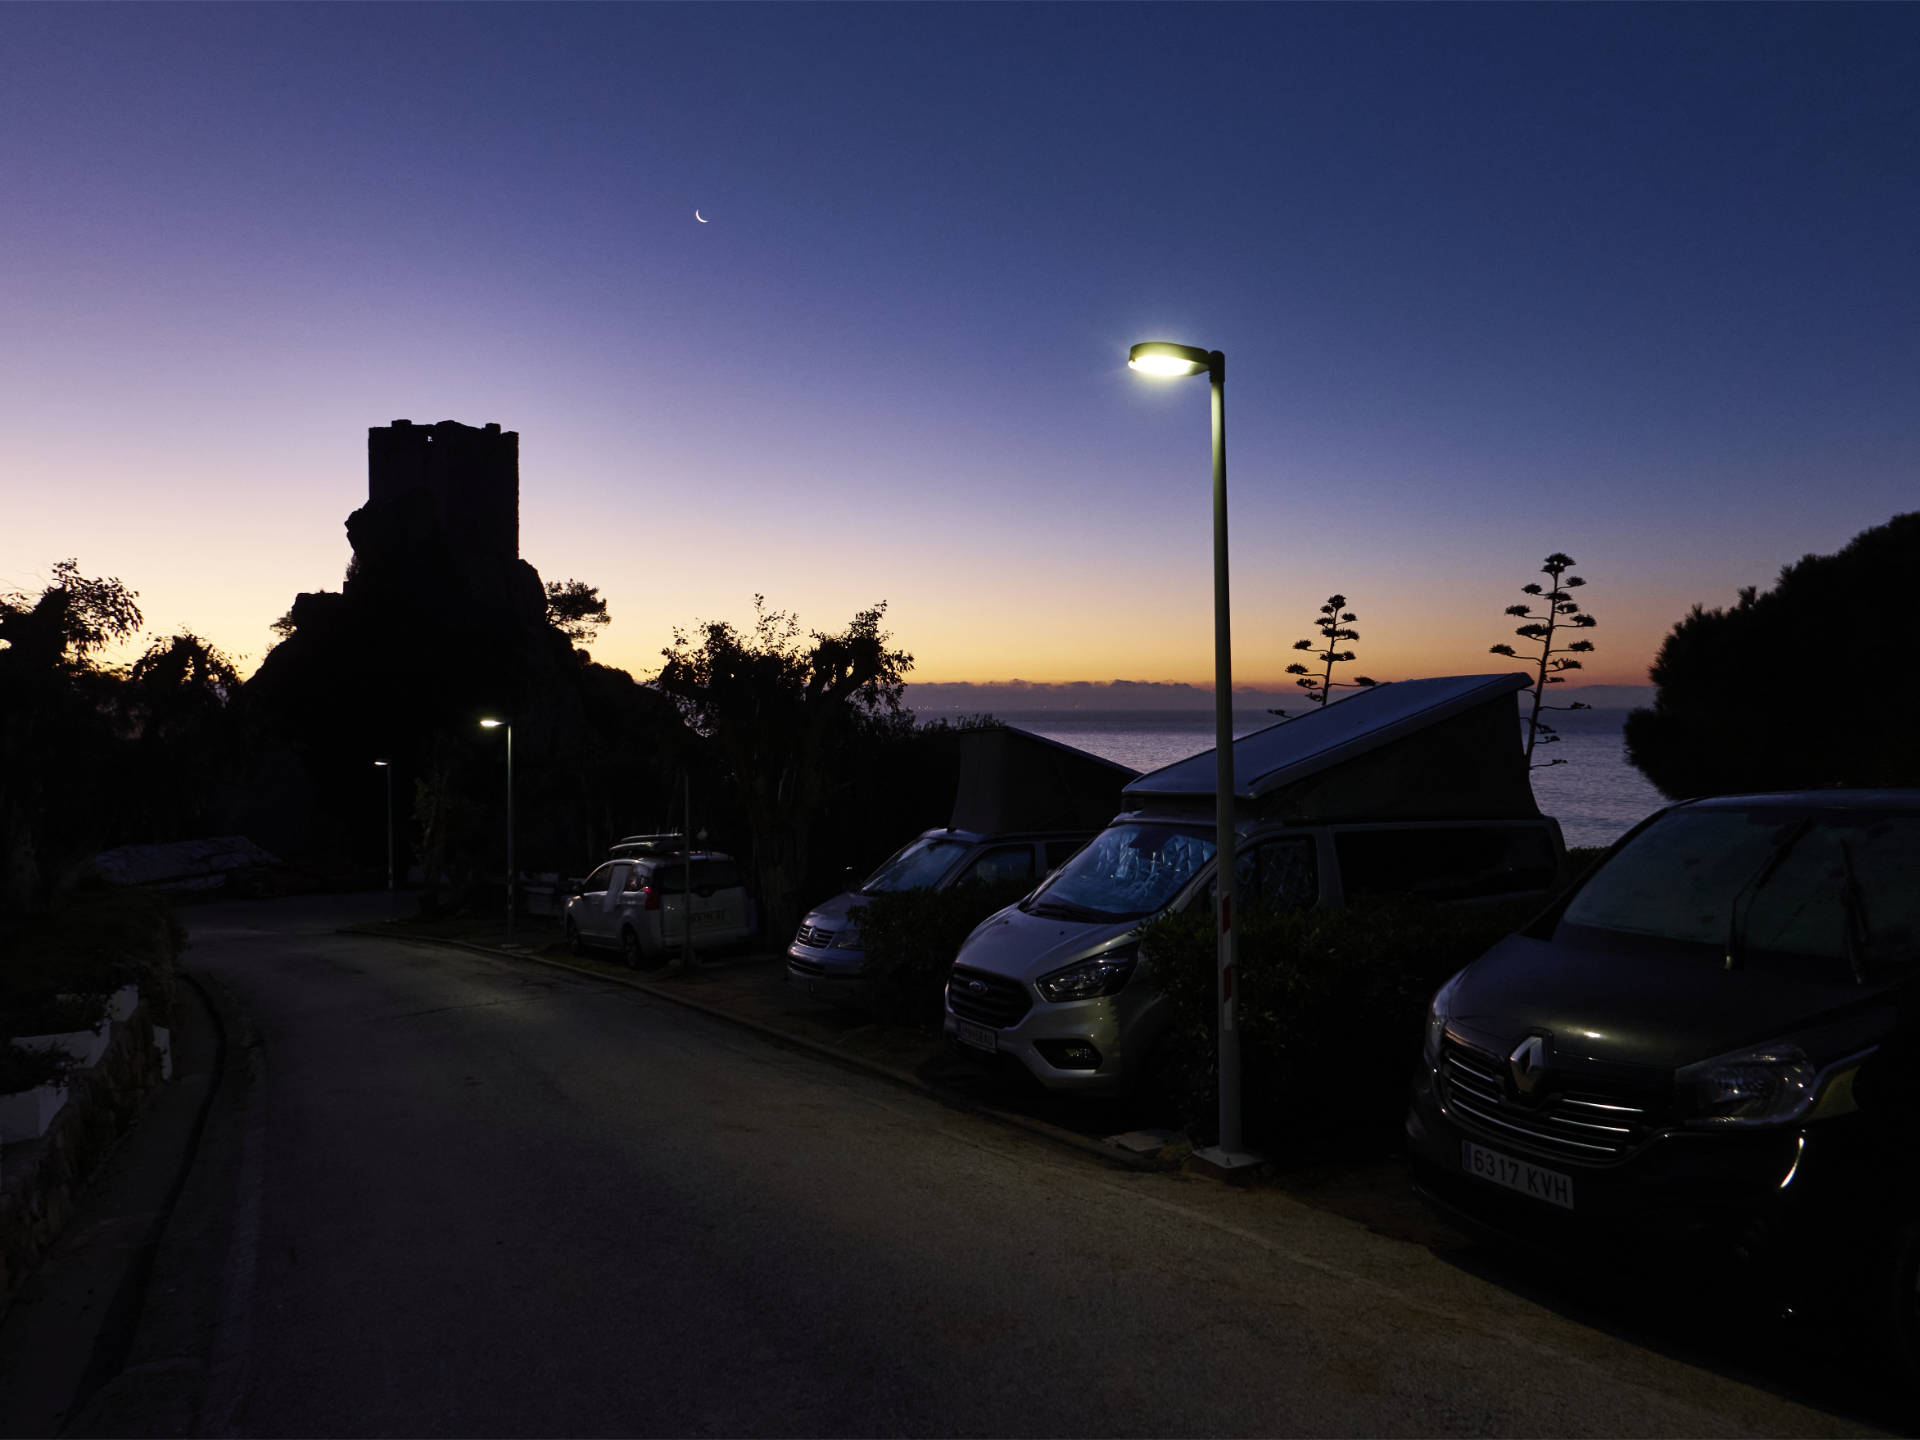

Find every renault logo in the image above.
[1509,1034,1550,1096]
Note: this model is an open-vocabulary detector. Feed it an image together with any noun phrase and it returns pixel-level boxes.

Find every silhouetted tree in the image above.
[0,561,143,914]
[656,597,911,944]
[0,560,142,668]
[1490,553,1597,767]
[1625,513,1920,798]
[117,633,244,841]
[545,579,611,647]
[1277,594,1376,715]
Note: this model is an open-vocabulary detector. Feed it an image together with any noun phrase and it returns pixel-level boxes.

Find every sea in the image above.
[912,705,1666,850]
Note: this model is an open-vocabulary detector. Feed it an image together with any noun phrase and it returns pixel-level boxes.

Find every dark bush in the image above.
[1559,845,1610,889]
[853,878,1035,1026]
[0,1042,77,1093]
[1624,512,1920,798]
[1139,895,1541,1157]
[0,884,183,1073]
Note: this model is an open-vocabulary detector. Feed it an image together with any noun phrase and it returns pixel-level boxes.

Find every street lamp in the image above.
[373,760,394,896]
[1127,339,1257,1169]
[479,718,514,936]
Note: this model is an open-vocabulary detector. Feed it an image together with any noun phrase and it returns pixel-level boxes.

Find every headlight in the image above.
[1036,945,1138,1003]
[1675,1043,1817,1128]
[1424,970,1465,1065]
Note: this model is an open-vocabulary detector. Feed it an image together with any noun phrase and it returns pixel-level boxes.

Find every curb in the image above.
[344,926,1181,1174]
[60,969,265,1440]
[0,975,225,1439]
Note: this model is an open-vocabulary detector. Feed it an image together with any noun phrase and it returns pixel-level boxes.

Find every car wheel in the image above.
[630,931,678,973]
[620,927,643,969]
[566,920,583,956]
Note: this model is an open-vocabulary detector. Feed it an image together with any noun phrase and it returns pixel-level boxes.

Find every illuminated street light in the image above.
[1126,341,1212,378]
[1126,338,1258,1170]
[479,718,515,936]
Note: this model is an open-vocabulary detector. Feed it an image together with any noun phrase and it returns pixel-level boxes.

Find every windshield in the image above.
[860,836,972,893]
[1563,807,1920,978]
[1022,822,1217,922]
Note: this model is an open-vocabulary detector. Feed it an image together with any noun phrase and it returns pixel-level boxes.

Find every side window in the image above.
[955,844,1037,888]
[1240,837,1318,914]
[690,860,744,891]
[1205,837,1318,914]
[1043,838,1085,872]
[618,865,646,894]
[1334,825,1557,902]
[583,864,614,895]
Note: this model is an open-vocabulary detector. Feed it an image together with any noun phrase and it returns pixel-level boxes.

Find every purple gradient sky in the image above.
[5,4,1915,690]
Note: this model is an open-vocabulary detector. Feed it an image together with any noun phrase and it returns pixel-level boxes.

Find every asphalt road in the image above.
[171,895,1879,1437]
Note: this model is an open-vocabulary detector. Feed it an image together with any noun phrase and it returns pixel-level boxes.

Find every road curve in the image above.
[180,896,1877,1438]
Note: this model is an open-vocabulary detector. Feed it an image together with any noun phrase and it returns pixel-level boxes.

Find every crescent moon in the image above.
[695,209,707,223]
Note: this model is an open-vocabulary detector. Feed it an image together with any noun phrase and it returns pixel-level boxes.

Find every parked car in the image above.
[1406,790,1920,1376]
[566,848,757,968]
[787,828,1094,1000]
[943,674,1564,1094]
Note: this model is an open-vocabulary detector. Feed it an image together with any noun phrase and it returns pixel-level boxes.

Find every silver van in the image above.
[943,674,1564,1094]
[787,827,1093,999]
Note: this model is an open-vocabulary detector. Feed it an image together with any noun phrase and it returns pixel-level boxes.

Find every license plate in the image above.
[1462,1140,1575,1210]
[689,910,730,930]
[955,1019,997,1053]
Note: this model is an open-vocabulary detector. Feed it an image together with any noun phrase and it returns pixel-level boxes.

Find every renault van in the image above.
[1406,789,1920,1374]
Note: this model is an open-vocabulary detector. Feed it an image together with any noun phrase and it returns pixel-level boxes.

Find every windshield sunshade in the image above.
[1026,823,1217,921]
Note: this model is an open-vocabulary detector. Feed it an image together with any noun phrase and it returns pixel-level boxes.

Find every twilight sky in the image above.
[5,4,1915,691]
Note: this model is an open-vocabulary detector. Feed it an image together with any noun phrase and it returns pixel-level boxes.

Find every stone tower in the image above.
[365,419,520,561]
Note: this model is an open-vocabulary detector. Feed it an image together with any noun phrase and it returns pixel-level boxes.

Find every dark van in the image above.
[1408,790,1920,1377]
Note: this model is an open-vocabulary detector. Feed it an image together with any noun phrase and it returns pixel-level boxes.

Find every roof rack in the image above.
[610,833,690,857]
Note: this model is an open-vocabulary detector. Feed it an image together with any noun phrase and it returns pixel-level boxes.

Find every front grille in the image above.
[1442,1043,1658,1164]
[794,923,834,948]
[788,956,828,979]
[947,965,1033,1028]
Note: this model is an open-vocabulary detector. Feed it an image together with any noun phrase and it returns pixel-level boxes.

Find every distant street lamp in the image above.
[373,760,394,896]
[1127,339,1257,1169]
[479,718,515,936]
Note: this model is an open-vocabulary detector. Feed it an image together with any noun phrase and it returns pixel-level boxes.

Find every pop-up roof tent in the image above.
[1122,673,1539,824]
[949,726,1140,834]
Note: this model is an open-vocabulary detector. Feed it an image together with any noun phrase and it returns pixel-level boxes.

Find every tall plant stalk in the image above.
[1491,553,1598,767]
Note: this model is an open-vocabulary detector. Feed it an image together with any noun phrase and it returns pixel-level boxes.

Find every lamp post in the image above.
[480,718,514,936]
[373,760,394,897]
[1127,340,1257,1168]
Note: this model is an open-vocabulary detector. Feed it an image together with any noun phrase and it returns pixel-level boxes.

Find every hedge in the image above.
[851,878,1035,1025]
[0,883,183,1092]
[1138,894,1542,1156]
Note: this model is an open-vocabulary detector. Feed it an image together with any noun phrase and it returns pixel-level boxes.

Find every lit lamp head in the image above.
[479,718,505,730]
[373,759,390,767]
[1128,341,1213,378]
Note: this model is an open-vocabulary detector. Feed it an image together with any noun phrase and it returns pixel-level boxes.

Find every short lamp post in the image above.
[373,760,394,896]
[1127,340,1258,1169]
[480,718,515,936]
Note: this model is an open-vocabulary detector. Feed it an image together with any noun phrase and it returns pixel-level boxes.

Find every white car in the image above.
[565,850,757,968]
